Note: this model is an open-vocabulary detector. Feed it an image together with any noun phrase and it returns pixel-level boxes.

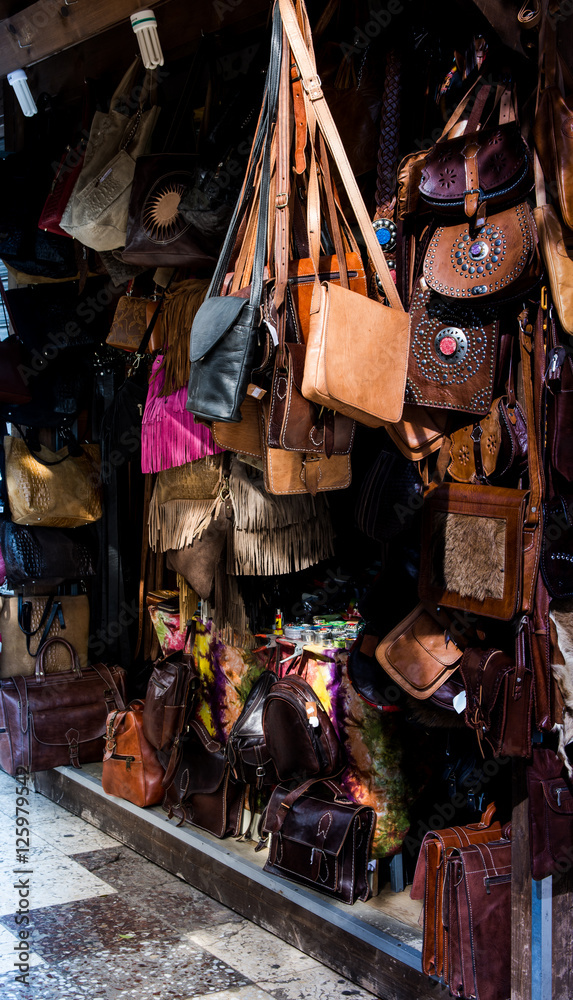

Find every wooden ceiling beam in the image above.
[0,0,171,77]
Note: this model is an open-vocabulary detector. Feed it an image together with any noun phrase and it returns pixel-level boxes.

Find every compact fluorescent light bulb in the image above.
[130,10,164,70]
[7,69,37,117]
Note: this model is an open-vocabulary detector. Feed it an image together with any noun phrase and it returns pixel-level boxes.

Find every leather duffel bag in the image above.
[102,700,164,808]
[0,638,126,775]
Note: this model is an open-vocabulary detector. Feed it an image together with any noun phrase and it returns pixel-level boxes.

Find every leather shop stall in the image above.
[0,0,573,997]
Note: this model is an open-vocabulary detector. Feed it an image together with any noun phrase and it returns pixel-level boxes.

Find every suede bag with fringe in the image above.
[227,458,334,576]
[148,456,223,552]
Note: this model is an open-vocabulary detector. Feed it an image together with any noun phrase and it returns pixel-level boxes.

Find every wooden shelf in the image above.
[34,763,439,1000]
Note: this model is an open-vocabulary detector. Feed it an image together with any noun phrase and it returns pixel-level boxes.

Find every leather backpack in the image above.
[226,670,279,791]
[262,660,346,783]
[142,622,199,753]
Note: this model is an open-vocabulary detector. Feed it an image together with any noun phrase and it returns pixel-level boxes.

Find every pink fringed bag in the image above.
[141,356,225,472]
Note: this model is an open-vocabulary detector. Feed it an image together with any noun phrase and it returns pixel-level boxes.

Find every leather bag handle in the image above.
[278,0,404,313]
[35,637,80,680]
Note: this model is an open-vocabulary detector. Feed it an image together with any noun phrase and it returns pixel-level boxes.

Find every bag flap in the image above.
[541,777,573,815]
[286,343,307,393]
[378,605,462,698]
[30,704,107,746]
[190,296,247,363]
[267,785,364,856]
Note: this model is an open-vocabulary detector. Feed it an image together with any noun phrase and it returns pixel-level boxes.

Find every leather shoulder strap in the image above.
[278,0,403,312]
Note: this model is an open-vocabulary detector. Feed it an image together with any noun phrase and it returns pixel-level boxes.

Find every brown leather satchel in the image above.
[160,718,245,838]
[102,699,164,808]
[142,625,199,753]
[260,396,351,496]
[526,748,573,879]
[0,638,126,775]
[443,838,511,1000]
[405,280,499,415]
[212,396,263,459]
[375,603,463,699]
[459,646,532,757]
[423,201,541,303]
[263,778,375,904]
[383,405,447,461]
[410,802,503,978]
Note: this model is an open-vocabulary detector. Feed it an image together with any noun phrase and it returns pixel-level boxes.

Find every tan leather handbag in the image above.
[278,0,409,429]
[375,603,463,699]
[4,436,102,527]
[60,59,160,251]
[102,700,165,808]
[383,405,447,462]
[0,594,90,676]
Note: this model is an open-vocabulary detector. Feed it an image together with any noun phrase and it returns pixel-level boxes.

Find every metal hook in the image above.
[8,24,32,48]
[63,0,79,5]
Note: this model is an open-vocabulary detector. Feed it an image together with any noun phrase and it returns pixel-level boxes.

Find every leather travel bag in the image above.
[0,593,90,676]
[5,435,102,528]
[410,802,503,978]
[526,747,573,879]
[160,718,245,838]
[262,662,346,782]
[0,638,126,775]
[102,699,164,808]
[263,778,375,904]
[459,646,532,757]
[443,838,511,1000]
[142,624,199,753]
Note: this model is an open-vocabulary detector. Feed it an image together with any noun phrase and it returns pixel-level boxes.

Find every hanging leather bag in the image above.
[277,0,409,428]
[459,646,533,757]
[375,603,464,700]
[0,522,96,586]
[102,699,165,808]
[4,435,102,527]
[60,59,160,251]
[0,638,126,775]
[186,8,283,424]
[526,748,573,879]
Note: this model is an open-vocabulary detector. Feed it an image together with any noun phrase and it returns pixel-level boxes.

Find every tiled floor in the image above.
[0,769,375,1000]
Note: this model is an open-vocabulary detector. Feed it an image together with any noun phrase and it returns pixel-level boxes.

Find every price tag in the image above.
[453,690,467,714]
[305,701,319,728]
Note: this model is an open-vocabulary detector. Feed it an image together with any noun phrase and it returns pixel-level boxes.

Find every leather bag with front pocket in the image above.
[459,646,533,757]
[102,699,165,808]
[443,839,511,1000]
[526,748,573,880]
[261,395,351,496]
[142,626,199,753]
[160,718,245,838]
[375,603,463,700]
[410,802,503,978]
[0,637,126,775]
[60,58,160,251]
[423,201,541,303]
[263,778,375,904]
